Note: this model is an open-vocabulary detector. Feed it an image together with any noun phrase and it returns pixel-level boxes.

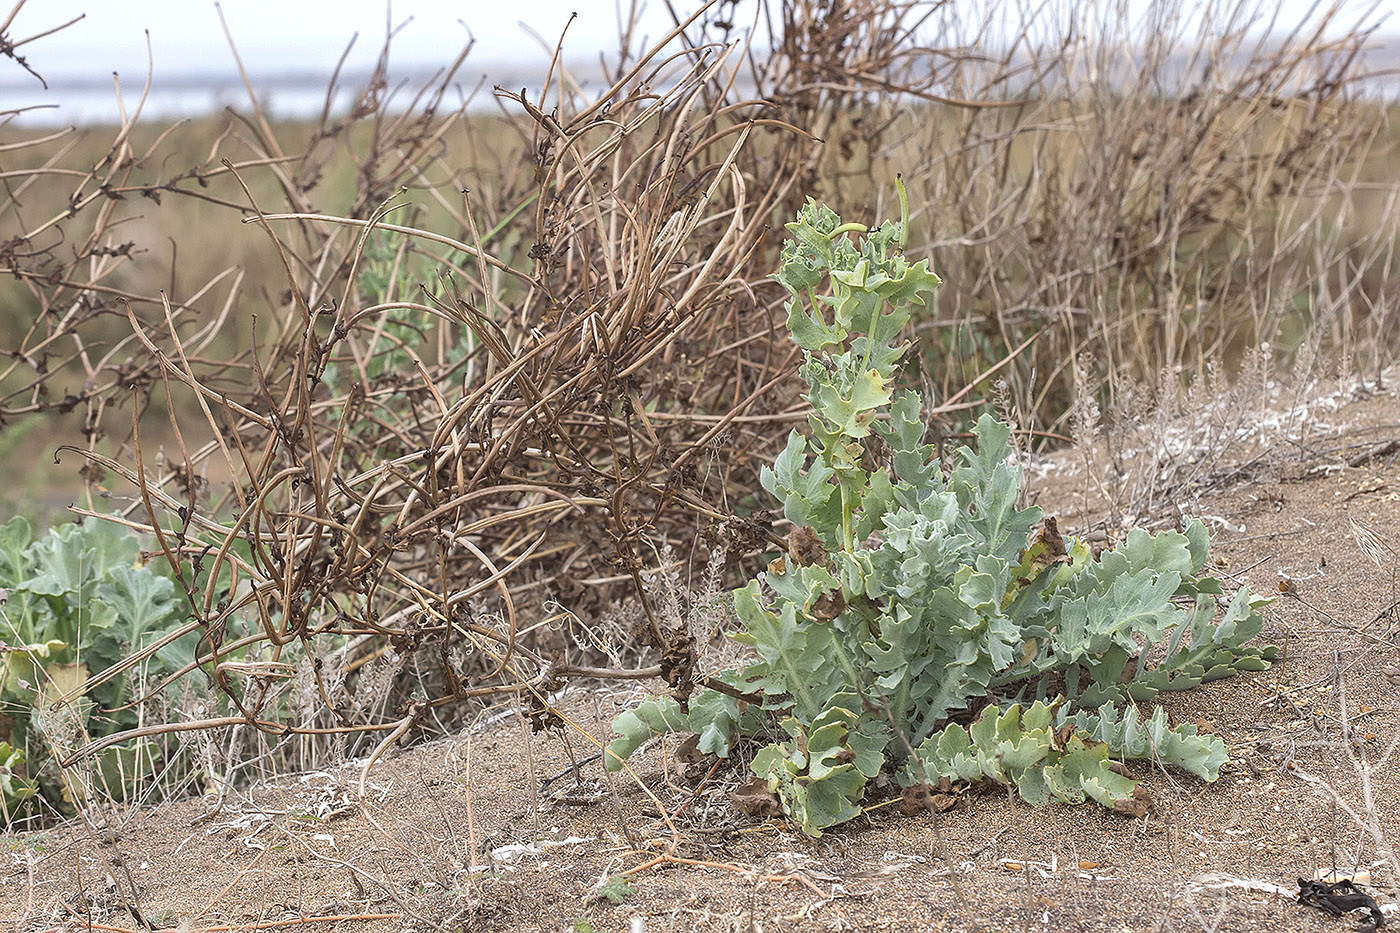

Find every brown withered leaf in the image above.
[724,513,775,553]
[1015,516,1071,585]
[811,587,845,621]
[786,526,827,566]
[527,691,564,734]
[660,625,697,705]
[899,778,964,815]
[673,734,713,781]
[729,777,783,818]
[1039,516,1067,560]
[675,734,704,765]
[1111,784,1152,818]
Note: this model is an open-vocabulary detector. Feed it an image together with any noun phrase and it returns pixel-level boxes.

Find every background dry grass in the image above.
[1,0,1398,827]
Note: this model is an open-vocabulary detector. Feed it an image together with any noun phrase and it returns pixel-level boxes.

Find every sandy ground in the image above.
[4,378,1400,933]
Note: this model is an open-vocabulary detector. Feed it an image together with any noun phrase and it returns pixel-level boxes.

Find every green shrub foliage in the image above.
[605,190,1277,836]
[0,516,196,819]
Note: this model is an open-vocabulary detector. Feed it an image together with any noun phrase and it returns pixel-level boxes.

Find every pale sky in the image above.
[3,1,692,122]
[8,1,678,79]
[3,0,1396,124]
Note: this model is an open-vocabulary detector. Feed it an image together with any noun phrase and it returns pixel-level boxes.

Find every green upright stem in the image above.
[840,479,854,552]
[895,175,909,249]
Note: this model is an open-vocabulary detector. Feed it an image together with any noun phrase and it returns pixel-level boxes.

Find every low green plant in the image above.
[591,876,636,906]
[322,226,472,401]
[0,515,197,820]
[0,742,37,821]
[605,190,1276,836]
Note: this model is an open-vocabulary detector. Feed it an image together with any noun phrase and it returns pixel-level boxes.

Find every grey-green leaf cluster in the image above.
[0,515,197,819]
[606,193,1276,836]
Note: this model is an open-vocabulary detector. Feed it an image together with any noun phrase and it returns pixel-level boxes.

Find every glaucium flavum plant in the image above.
[606,184,1277,836]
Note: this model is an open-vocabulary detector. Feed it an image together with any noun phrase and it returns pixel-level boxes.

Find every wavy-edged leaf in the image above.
[761,431,837,534]
[603,696,692,772]
[1061,702,1227,780]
